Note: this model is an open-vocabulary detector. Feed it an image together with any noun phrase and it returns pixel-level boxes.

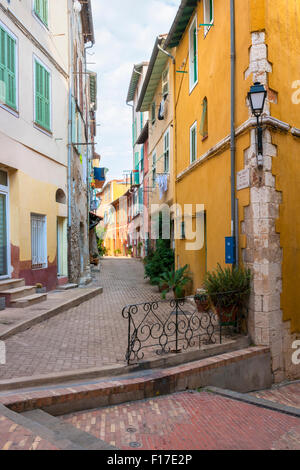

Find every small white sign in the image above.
[237,168,250,191]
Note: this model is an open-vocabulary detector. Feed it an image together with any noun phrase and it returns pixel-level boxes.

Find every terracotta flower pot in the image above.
[159,283,169,293]
[216,304,238,323]
[173,288,185,299]
[195,297,210,313]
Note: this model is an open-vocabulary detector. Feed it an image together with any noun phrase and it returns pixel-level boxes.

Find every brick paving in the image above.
[0,259,165,380]
[252,381,300,408]
[0,415,57,450]
[0,258,228,381]
[63,390,300,450]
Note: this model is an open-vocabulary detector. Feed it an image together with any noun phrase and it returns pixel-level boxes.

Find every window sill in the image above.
[34,122,52,137]
[0,103,19,118]
[33,11,49,31]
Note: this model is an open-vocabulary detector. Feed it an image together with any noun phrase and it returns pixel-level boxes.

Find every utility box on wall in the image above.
[225,237,236,264]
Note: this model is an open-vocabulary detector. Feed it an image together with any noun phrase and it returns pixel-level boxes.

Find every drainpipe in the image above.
[84,41,94,246]
[157,44,175,64]
[230,0,237,265]
[160,43,176,264]
[67,3,74,281]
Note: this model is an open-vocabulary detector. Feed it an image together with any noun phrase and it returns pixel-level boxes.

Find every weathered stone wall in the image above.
[242,32,299,382]
[68,149,91,285]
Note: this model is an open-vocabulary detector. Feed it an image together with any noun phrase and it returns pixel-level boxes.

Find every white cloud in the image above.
[90,0,180,179]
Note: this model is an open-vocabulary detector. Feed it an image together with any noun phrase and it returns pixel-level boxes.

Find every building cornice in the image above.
[0,3,68,80]
[176,115,295,182]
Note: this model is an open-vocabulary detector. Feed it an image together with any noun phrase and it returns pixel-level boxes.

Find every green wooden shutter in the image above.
[43,0,49,26]
[6,35,16,109]
[209,0,213,23]
[191,127,196,161]
[44,68,50,129]
[35,0,48,26]
[0,28,6,104]
[35,60,51,131]
[0,27,16,110]
[35,61,43,126]
[35,0,41,19]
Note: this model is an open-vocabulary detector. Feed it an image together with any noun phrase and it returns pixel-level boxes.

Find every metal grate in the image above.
[31,214,47,269]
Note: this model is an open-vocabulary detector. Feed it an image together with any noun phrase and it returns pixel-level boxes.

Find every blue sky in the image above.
[90,0,181,179]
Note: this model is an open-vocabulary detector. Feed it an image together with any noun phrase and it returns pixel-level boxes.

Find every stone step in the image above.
[0,278,25,291]
[10,293,47,308]
[21,410,116,450]
[0,286,37,303]
[57,283,78,291]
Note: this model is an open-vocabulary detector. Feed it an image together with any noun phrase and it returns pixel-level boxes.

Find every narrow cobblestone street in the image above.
[0,258,162,380]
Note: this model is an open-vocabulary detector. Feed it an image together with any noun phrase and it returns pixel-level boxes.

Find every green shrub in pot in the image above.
[203,264,252,322]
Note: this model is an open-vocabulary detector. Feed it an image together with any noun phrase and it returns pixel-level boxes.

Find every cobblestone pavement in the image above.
[0,415,57,450]
[63,390,300,450]
[0,259,164,380]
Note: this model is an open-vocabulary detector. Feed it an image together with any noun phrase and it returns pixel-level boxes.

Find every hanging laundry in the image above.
[158,96,166,120]
[157,174,168,199]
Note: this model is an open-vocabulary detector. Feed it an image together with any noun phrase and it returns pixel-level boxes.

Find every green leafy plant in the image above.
[97,237,107,257]
[128,245,133,256]
[157,265,192,299]
[144,239,174,285]
[203,263,252,309]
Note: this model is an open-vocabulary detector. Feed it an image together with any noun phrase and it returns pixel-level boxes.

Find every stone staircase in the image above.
[0,278,47,309]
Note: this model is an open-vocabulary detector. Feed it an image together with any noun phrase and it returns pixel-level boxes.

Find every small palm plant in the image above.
[203,264,252,323]
[157,265,192,299]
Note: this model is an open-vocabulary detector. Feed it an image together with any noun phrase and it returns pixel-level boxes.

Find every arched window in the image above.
[56,189,66,204]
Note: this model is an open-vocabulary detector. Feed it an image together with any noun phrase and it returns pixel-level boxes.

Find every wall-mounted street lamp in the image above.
[248,82,267,169]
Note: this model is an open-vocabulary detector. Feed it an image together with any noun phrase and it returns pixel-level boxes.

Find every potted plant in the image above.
[127,245,133,257]
[158,265,192,300]
[90,253,99,265]
[194,288,210,313]
[36,283,46,294]
[203,264,252,324]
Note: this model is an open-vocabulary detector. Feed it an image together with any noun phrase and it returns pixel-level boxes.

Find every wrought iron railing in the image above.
[122,293,248,365]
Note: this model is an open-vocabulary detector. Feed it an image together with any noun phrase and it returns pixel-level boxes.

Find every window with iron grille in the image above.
[31,214,47,269]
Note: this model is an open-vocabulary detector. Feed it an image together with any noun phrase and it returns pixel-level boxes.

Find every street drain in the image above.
[127,427,137,433]
[129,442,142,448]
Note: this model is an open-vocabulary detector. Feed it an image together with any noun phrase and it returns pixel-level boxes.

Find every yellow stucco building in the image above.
[97,180,130,256]
[164,0,300,381]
